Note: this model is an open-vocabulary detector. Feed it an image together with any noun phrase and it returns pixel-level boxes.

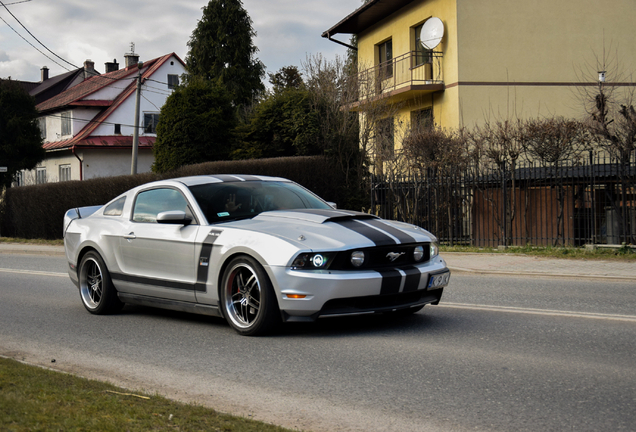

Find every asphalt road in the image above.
[1,253,635,431]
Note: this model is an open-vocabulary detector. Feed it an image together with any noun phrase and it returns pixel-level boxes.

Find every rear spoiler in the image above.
[63,205,103,237]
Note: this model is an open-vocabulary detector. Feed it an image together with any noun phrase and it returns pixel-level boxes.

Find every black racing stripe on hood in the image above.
[290,208,370,219]
[332,219,397,246]
[364,219,417,244]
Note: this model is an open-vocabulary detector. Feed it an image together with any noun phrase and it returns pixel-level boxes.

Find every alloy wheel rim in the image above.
[225,263,261,328]
[80,258,103,309]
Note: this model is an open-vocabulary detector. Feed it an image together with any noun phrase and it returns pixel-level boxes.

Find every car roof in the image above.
[173,174,291,187]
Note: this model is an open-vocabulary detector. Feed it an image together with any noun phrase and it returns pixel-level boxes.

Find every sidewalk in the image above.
[444,252,636,281]
[1,243,635,281]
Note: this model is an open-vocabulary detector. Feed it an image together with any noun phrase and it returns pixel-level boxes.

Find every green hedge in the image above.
[0,156,356,240]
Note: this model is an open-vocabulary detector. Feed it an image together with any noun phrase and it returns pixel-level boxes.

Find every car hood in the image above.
[223,209,435,251]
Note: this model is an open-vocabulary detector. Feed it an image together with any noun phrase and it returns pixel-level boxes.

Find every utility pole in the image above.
[131,62,143,175]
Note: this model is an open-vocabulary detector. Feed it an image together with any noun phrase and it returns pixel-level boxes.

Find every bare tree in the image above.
[576,46,636,244]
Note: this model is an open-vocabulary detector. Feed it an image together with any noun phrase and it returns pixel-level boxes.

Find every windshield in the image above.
[188,181,332,224]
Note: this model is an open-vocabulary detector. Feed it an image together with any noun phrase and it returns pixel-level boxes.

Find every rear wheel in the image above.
[220,256,279,336]
[78,251,123,314]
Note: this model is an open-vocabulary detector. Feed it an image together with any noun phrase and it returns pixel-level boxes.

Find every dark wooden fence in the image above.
[370,153,636,247]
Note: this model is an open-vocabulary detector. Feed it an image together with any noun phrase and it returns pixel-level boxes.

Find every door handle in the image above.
[123,232,136,240]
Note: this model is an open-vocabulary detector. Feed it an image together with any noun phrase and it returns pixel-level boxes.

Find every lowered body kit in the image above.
[64,175,450,335]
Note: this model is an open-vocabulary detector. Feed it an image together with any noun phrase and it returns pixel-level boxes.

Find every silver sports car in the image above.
[63,175,450,335]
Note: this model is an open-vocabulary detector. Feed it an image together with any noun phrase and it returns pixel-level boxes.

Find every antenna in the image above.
[420,17,444,50]
[130,42,135,54]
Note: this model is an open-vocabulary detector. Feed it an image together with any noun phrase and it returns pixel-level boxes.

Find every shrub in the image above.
[0,156,353,240]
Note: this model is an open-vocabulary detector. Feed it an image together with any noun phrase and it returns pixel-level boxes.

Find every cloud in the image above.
[0,0,361,81]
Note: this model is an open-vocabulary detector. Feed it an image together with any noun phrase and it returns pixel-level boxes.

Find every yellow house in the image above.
[323,0,636,154]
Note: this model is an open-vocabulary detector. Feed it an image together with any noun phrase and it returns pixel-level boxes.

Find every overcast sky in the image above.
[0,0,362,83]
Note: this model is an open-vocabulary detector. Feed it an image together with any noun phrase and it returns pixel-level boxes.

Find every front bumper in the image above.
[268,256,450,322]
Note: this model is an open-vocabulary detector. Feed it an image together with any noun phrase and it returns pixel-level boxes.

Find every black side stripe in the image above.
[364,219,417,244]
[111,272,193,291]
[195,231,222,292]
[377,269,402,295]
[401,266,422,292]
[332,219,397,246]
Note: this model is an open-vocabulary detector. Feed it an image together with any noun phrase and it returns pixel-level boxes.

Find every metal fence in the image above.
[370,154,636,247]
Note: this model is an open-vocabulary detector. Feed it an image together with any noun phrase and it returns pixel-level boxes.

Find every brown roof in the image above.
[40,53,184,152]
[322,0,418,37]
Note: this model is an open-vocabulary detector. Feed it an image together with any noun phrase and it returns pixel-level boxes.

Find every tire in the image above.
[220,256,280,336]
[78,251,123,315]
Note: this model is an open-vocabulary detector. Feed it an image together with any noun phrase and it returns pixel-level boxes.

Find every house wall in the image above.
[92,56,186,138]
[23,147,154,185]
[82,148,154,179]
[354,0,636,135]
[357,0,460,131]
[455,0,636,127]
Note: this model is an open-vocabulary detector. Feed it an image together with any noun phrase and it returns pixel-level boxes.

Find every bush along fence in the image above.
[370,153,636,247]
[0,156,353,240]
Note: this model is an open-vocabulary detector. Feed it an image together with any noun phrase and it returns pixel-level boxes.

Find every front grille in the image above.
[320,288,443,317]
[329,243,430,270]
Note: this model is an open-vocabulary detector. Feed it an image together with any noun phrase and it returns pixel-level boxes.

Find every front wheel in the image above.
[78,251,123,314]
[220,256,280,336]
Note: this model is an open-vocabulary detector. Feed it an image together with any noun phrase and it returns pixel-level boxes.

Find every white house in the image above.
[23,52,186,184]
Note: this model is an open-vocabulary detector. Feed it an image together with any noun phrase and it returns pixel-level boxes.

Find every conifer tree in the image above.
[186,0,265,107]
[0,80,45,188]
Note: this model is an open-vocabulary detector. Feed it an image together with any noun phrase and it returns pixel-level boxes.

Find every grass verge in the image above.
[0,357,292,432]
[0,237,64,246]
[440,244,636,261]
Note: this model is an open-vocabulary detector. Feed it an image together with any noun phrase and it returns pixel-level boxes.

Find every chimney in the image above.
[41,66,49,82]
[84,59,96,79]
[105,58,119,73]
[125,52,140,70]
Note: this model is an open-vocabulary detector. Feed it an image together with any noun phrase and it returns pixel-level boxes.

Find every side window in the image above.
[104,196,126,216]
[132,188,193,223]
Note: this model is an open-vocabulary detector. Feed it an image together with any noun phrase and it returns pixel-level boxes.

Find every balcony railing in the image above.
[356,51,443,101]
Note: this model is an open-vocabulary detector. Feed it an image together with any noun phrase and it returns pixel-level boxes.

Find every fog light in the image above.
[413,245,424,262]
[351,251,365,267]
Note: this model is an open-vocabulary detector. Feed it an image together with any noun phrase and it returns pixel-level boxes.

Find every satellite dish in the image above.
[420,17,444,50]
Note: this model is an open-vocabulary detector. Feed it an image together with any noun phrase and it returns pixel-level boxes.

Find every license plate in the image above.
[427,271,450,289]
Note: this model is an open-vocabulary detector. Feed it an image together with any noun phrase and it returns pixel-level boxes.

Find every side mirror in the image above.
[157,210,193,226]
[327,202,337,209]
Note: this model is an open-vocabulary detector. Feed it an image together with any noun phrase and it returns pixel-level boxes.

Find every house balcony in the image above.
[350,51,444,109]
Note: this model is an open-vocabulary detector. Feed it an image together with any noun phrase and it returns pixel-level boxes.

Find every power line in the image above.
[3,0,33,5]
[0,0,79,69]
[0,14,70,71]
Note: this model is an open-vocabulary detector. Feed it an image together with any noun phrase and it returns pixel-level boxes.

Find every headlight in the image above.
[351,251,365,267]
[430,242,439,258]
[291,253,334,269]
[413,245,424,262]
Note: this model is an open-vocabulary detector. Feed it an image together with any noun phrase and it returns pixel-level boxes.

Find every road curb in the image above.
[0,249,65,257]
[447,266,636,281]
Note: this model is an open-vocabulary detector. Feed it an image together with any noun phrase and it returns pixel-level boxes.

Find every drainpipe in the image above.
[72,147,83,180]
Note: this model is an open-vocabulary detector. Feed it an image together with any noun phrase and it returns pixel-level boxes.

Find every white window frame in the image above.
[59,164,71,182]
[36,167,47,184]
[61,112,72,136]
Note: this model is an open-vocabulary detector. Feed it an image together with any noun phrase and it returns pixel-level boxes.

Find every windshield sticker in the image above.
[217,212,230,217]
